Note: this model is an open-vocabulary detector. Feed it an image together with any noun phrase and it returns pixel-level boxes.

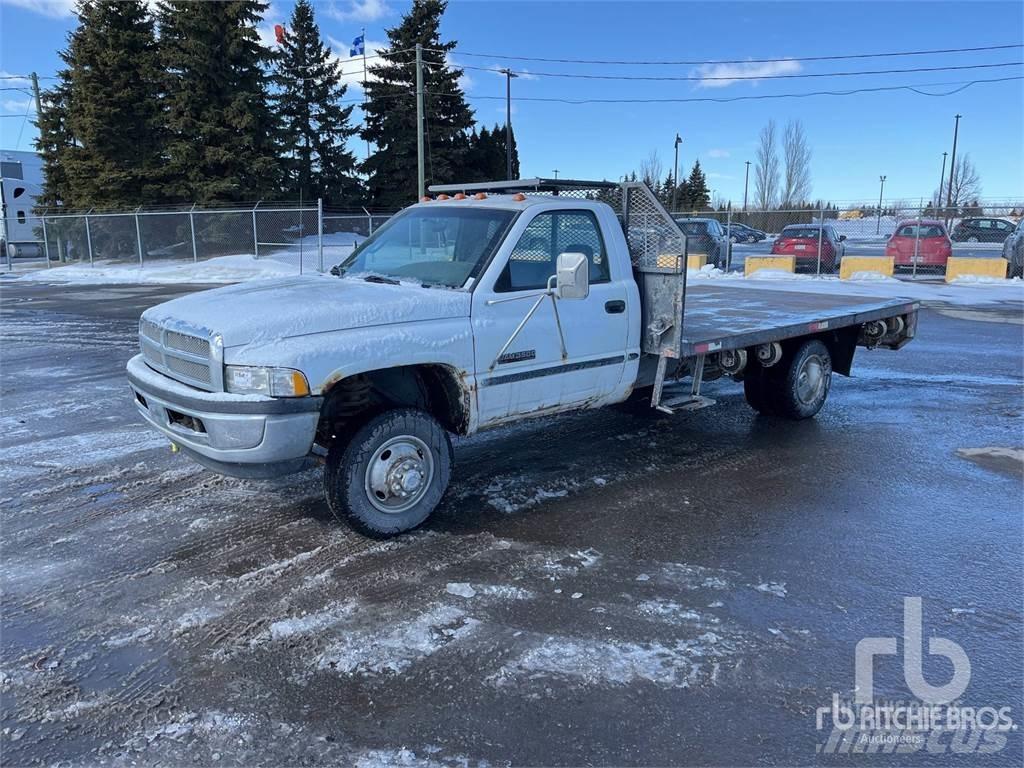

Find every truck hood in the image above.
[142,276,471,347]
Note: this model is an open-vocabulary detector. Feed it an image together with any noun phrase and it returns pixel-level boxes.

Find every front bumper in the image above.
[127,354,323,478]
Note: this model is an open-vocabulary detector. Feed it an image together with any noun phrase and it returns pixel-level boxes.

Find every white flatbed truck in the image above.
[127,179,918,536]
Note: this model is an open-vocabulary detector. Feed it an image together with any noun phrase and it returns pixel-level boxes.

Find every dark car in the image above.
[673,217,730,268]
[771,224,846,272]
[1002,218,1024,278]
[725,222,768,243]
[950,217,1016,243]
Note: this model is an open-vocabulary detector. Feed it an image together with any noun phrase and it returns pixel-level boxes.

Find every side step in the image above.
[656,394,716,415]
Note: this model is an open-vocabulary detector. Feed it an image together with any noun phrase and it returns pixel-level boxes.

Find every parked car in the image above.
[673,217,730,268]
[950,217,1016,243]
[770,224,846,272]
[1002,218,1024,278]
[885,220,952,270]
[725,222,768,243]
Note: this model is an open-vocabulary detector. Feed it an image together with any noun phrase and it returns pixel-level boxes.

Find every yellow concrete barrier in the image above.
[745,255,795,276]
[840,256,894,280]
[653,254,706,270]
[945,257,1009,282]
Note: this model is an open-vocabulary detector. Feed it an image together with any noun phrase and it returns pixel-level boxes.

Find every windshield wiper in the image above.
[362,274,401,285]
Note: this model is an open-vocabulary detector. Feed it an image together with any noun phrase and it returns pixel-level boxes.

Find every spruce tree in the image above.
[35,79,73,210]
[685,160,710,210]
[51,0,164,209]
[158,0,279,203]
[361,0,475,208]
[273,0,359,207]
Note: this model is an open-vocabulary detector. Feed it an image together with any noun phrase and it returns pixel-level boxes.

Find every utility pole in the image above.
[945,114,961,211]
[30,72,42,126]
[742,160,751,212]
[500,68,518,180]
[671,133,682,212]
[415,43,425,199]
[361,27,370,161]
[937,151,948,212]
[876,175,886,235]
[552,169,559,180]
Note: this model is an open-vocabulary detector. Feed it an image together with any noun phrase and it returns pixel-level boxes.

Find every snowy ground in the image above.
[1,282,1021,765]
[10,232,365,285]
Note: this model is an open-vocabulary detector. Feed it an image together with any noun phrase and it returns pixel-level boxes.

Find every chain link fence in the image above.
[2,202,399,275]
[5,196,1021,280]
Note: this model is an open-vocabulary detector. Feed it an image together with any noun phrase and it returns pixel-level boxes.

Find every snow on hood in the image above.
[141,276,471,347]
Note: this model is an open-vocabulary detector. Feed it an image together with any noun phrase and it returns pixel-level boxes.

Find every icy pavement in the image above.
[1,283,1021,765]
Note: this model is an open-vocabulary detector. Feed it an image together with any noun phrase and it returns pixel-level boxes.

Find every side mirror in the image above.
[839,234,847,241]
[554,252,589,299]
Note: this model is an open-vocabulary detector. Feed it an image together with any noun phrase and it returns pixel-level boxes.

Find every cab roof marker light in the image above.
[513,193,527,202]
[437,194,450,200]
[420,196,432,203]
[454,193,466,200]
[474,192,487,200]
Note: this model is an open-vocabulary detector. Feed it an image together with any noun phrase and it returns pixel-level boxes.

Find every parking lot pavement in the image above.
[2,282,1022,766]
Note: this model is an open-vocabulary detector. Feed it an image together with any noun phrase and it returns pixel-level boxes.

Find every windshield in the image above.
[896,224,946,238]
[337,206,516,287]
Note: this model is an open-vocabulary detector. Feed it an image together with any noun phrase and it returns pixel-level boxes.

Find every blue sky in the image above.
[1,0,1022,204]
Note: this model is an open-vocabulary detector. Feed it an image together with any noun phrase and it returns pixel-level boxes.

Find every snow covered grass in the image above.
[16,232,365,285]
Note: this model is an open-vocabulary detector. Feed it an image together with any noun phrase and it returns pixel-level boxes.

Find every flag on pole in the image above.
[350,34,365,57]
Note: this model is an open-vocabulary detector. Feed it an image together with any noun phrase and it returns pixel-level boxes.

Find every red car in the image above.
[770,224,846,271]
[886,220,952,269]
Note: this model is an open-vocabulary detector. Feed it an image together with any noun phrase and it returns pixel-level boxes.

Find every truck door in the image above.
[472,208,629,425]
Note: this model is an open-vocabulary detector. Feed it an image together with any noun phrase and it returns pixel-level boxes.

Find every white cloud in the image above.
[0,71,32,87]
[1,97,33,114]
[707,148,730,158]
[325,0,391,23]
[694,59,801,89]
[0,0,75,18]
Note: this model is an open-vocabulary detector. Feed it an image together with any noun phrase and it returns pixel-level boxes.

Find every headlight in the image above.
[224,366,310,397]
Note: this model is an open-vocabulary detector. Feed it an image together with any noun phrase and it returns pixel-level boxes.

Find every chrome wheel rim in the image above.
[364,435,434,514]
[795,354,828,405]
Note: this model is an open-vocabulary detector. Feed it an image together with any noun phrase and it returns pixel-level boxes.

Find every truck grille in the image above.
[139,321,217,391]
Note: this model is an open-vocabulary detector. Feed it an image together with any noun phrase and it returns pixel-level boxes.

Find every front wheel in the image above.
[324,409,453,538]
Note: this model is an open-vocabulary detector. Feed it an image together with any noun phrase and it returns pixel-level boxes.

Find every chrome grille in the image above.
[165,355,212,383]
[138,320,217,391]
[165,330,210,357]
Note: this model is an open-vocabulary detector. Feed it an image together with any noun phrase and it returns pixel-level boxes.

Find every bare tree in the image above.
[639,150,664,189]
[754,120,780,210]
[781,120,812,206]
[946,154,982,206]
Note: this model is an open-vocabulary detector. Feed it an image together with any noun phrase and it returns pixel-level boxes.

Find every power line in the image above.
[419,75,1023,105]
[422,42,1024,67]
[424,57,1023,82]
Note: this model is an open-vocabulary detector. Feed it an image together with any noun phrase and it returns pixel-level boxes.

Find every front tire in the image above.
[324,409,453,538]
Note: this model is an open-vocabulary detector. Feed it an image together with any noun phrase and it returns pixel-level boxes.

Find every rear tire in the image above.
[764,340,833,420]
[324,409,453,538]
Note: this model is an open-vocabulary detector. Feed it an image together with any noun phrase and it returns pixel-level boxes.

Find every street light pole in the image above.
[500,68,518,180]
[415,43,425,199]
[937,151,948,212]
[945,114,962,211]
[552,169,559,180]
[671,133,682,212]
[742,160,751,212]
[876,175,886,235]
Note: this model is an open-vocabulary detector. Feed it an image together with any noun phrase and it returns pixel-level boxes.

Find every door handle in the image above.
[605,300,626,314]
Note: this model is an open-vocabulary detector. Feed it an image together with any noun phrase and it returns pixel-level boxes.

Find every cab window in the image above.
[495,210,610,293]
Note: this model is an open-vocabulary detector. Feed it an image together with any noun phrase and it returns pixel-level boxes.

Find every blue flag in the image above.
[350,34,365,57]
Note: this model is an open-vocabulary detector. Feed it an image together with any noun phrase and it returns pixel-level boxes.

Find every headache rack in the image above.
[429,178,692,410]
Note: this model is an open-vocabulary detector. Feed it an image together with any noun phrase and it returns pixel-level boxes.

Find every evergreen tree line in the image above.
[36,0,518,213]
